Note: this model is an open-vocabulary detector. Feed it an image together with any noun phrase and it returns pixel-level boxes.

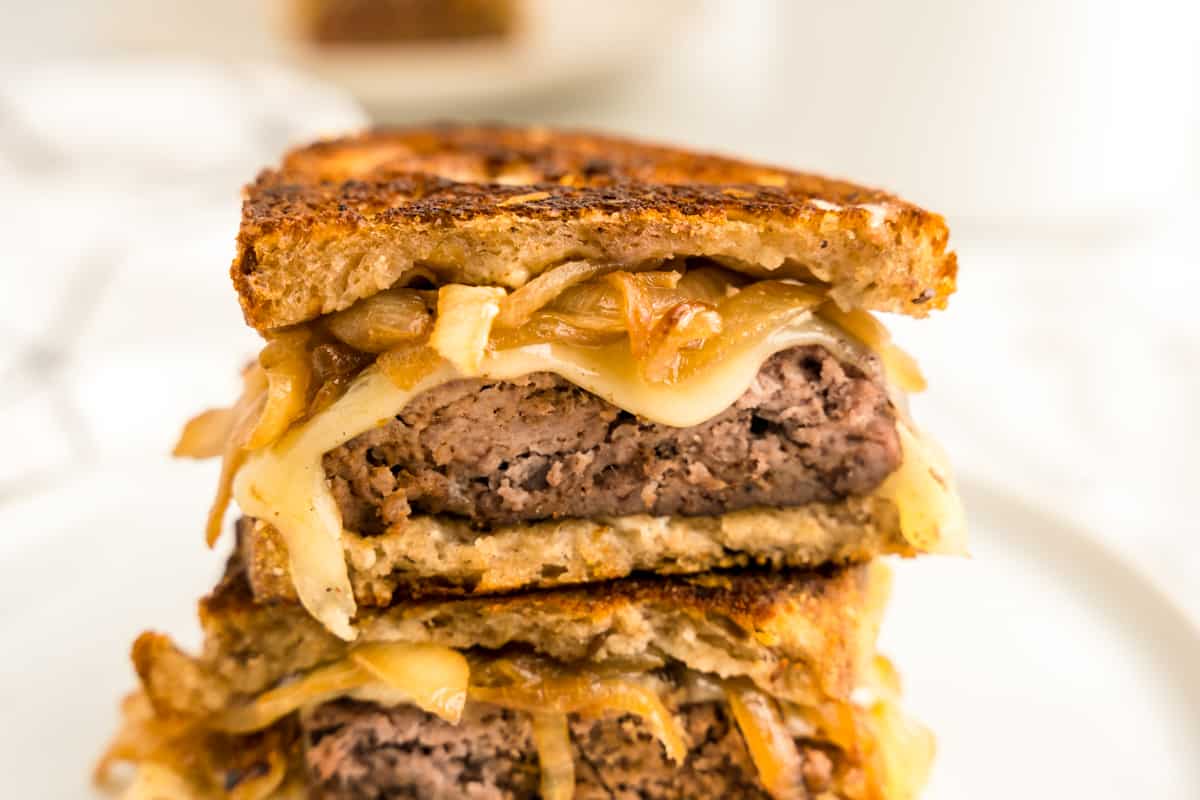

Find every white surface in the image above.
[4,0,700,118]
[265,0,701,116]
[0,469,1197,797]
[884,480,1200,798]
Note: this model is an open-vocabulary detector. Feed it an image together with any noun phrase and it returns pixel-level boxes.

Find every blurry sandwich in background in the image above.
[96,124,963,799]
[294,0,519,44]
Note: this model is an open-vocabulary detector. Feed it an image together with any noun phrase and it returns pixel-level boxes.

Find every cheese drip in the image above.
[234,310,964,639]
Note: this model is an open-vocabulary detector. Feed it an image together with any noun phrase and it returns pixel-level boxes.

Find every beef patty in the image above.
[304,700,849,800]
[324,345,900,533]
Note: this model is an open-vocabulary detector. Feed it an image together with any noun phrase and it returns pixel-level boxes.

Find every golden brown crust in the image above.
[233,124,957,330]
[135,557,884,718]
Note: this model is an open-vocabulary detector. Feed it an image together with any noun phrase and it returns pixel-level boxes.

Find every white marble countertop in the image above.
[0,52,1197,628]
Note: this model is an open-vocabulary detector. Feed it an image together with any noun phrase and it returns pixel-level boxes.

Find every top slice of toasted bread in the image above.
[233,124,956,331]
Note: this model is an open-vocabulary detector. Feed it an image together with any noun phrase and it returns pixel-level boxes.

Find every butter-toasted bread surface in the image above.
[132,557,888,720]
[234,124,956,331]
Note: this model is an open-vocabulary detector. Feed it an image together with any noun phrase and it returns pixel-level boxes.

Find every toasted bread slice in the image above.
[233,124,956,331]
[132,558,889,720]
[237,498,911,606]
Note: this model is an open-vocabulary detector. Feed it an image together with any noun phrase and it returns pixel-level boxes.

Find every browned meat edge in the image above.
[304,700,852,800]
[325,344,900,532]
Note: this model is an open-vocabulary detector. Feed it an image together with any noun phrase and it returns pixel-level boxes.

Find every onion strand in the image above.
[531,712,575,800]
[496,260,618,329]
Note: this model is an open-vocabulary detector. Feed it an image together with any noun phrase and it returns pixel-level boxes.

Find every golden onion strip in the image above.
[725,682,806,800]
[470,676,686,765]
[245,330,313,450]
[377,342,446,390]
[172,408,235,459]
[226,749,287,800]
[350,643,469,724]
[530,712,575,800]
[637,300,723,383]
[325,289,433,353]
[495,259,618,329]
[673,281,824,382]
[202,364,269,547]
[212,659,369,735]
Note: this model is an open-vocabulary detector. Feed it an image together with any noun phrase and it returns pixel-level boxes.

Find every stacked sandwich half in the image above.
[97,125,964,800]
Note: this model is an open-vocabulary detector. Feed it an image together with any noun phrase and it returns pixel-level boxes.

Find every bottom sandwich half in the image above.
[97,558,931,800]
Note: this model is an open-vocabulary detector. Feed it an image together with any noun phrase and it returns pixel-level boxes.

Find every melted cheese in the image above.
[879,423,968,556]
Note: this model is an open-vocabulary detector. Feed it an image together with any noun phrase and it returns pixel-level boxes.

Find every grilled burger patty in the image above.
[324,345,900,533]
[304,700,847,800]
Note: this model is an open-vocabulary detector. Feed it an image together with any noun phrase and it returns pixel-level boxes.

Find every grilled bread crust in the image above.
[233,124,957,331]
[131,558,888,720]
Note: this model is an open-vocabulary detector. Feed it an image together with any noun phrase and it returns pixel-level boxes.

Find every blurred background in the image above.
[0,1,1199,795]
[1,0,1199,621]
[2,1,1198,591]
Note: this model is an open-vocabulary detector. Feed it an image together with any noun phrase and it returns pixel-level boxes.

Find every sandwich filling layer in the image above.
[177,266,964,638]
[104,661,928,800]
[104,562,917,800]
[303,697,888,800]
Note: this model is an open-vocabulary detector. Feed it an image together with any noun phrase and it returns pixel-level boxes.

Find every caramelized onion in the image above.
[213,660,368,734]
[307,342,376,416]
[94,693,197,788]
[602,270,731,381]
[203,364,269,547]
[546,280,624,324]
[725,681,805,800]
[489,311,626,350]
[350,643,469,724]
[675,265,745,303]
[245,329,313,450]
[675,281,824,381]
[97,691,294,800]
[780,698,860,755]
[638,300,722,383]
[530,712,575,800]
[490,268,758,380]
[495,260,617,329]
[118,763,196,800]
[172,407,234,459]
[325,289,433,353]
[377,342,446,390]
[605,271,683,357]
[471,676,686,765]
[429,284,506,374]
[227,748,287,800]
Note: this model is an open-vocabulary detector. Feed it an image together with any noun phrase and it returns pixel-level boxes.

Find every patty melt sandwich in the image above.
[97,124,964,800]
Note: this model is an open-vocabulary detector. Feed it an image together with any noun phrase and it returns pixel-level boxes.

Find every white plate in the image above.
[106,0,700,118]
[281,0,699,116]
[1,466,1198,798]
